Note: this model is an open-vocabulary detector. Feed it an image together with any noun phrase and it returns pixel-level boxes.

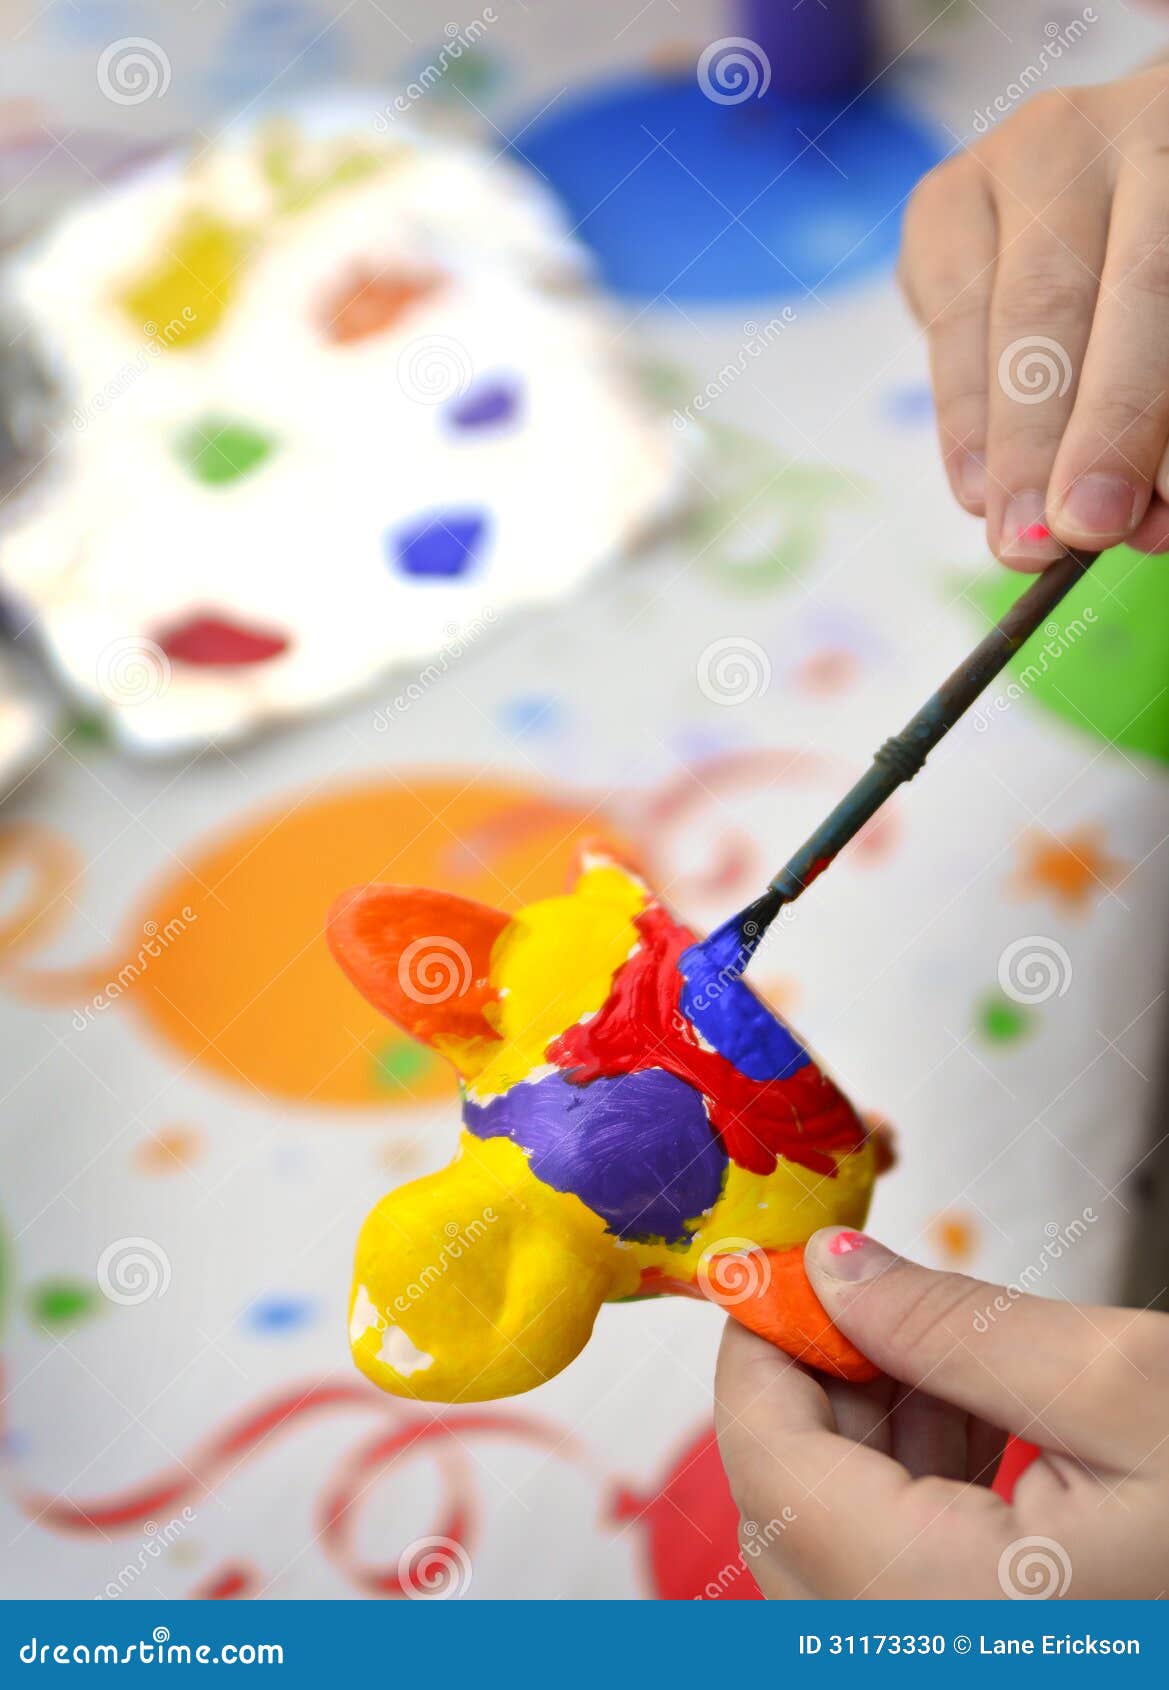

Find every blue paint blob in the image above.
[391,509,488,578]
[244,1294,316,1335]
[679,934,810,1084]
[516,76,945,302]
[499,694,562,738]
[465,1068,725,1243]
[448,376,522,432]
[884,383,934,425]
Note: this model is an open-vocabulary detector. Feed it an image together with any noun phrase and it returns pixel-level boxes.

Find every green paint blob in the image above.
[374,1039,436,1091]
[179,418,275,487]
[28,1277,101,1331]
[978,994,1031,1045]
[968,544,1169,765]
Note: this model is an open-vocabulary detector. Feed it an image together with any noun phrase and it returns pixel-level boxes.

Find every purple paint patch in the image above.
[391,509,488,578]
[464,1068,725,1243]
[447,376,522,431]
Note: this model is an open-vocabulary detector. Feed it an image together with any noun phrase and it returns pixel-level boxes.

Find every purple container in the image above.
[739,0,876,100]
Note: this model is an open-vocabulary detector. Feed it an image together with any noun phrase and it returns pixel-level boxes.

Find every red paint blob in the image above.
[155,614,290,668]
[610,1427,761,1601]
[549,902,864,1178]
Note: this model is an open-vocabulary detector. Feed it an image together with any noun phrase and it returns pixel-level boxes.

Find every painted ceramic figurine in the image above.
[328,847,884,1402]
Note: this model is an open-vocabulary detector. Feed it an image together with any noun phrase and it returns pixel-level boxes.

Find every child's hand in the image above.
[901,69,1169,567]
[715,1228,1169,1598]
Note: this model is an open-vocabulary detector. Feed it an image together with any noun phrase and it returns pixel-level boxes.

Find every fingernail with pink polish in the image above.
[809,1228,896,1284]
[1057,473,1142,539]
[1000,492,1061,561]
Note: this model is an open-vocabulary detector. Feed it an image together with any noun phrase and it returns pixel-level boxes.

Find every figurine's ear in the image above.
[327,885,509,1049]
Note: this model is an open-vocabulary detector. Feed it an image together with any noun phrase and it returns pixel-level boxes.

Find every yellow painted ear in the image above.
[327,885,509,1079]
[564,835,648,897]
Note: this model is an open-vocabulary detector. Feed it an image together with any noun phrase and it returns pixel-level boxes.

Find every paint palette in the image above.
[0,118,676,752]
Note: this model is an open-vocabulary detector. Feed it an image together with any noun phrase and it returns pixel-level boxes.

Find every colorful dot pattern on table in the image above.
[178,417,276,487]
[390,509,488,579]
[319,266,442,345]
[154,613,290,667]
[978,993,1031,1045]
[28,1277,101,1331]
[447,376,522,432]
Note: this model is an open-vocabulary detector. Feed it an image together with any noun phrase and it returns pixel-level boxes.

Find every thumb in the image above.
[805,1227,1135,1470]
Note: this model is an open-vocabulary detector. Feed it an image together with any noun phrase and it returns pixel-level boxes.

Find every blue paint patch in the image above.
[391,509,488,578]
[679,935,810,1083]
[465,1069,725,1243]
[499,694,562,738]
[884,383,934,425]
[244,1294,317,1335]
[448,376,522,432]
[517,76,945,302]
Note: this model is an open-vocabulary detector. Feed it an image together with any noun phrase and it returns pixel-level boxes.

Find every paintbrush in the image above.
[702,546,1100,981]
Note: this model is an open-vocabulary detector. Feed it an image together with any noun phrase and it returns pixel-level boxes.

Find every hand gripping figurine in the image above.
[328,847,884,1402]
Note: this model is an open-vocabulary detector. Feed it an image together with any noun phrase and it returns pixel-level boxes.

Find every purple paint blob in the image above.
[447,376,522,431]
[464,1068,726,1242]
[391,509,488,578]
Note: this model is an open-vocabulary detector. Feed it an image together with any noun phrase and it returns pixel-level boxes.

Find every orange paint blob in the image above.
[932,1211,976,1263]
[320,268,443,344]
[1014,825,1125,912]
[135,1127,203,1173]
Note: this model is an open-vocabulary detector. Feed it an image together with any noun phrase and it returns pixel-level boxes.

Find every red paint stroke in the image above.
[17,1375,581,1600]
[549,901,864,1177]
[609,1425,761,1601]
[992,1435,1041,1502]
[154,614,290,668]
[192,1562,260,1600]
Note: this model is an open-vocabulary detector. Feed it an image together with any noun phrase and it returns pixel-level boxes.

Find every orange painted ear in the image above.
[326,886,509,1048]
